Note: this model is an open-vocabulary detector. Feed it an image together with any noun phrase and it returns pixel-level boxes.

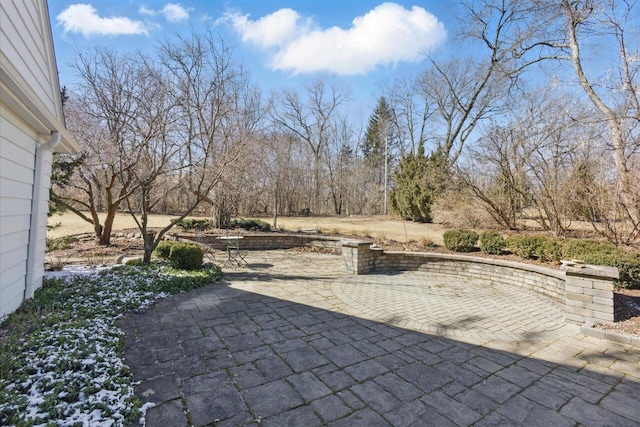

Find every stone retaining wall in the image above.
[169,232,343,252]
[342,241,618,327]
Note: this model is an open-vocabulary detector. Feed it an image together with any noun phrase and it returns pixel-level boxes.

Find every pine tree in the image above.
[363,97,394,166]
[389,148,448,223]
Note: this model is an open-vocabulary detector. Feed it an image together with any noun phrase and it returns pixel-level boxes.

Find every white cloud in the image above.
[139,6,155,16]
[222,3,446,75]
[220,8,313,49]
[139,3,190,23]
[161,3,190,22]
[57,4,147,37]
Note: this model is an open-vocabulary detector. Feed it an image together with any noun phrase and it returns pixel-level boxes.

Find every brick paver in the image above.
[118,250,640,426]
[332,271,566,341]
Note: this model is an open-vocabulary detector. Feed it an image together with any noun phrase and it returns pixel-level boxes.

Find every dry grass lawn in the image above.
[47,212,182,239]
[48,212,448,245]
[265,215,447,245]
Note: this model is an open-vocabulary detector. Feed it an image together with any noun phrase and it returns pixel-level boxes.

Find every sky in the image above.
[48,1,462,119]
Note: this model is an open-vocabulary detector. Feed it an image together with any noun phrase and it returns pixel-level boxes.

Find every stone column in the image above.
[341,240,373,275]
[562,264,618,326]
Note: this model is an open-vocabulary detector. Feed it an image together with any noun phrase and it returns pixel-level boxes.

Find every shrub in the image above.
[46,236,74,252]
[506,235,546,259]
[419,236,436,248]
[443,229,479,252]
[389,152,438,223]
[479,231,506,255]
[173,218,214,231]
[504,235,639,289]
[538,238,564,262]
[561,239,639,289]
[229,218,271,232]
[561,239,618,258]
[154,240,178,259]
[168,243,203,270]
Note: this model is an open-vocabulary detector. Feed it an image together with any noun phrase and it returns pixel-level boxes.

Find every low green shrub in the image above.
[154,240,178,259]
[168,243,203,270]
[561,239,618,258]
[506,235,546,259]
[173,218,214,231]
[505,235,639,288]
[443,229,479,252]
[46,235,75,252]
[229,218,271,232]
[479,231,506,255]
[561,239,639,289]
[538,238,565,262]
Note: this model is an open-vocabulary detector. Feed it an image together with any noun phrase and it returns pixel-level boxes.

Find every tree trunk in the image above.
[273,180,279,229]
[98,201,120,245]
[565,5,640,228]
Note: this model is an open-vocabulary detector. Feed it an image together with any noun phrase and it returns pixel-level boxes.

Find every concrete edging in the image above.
[581,325,640,348]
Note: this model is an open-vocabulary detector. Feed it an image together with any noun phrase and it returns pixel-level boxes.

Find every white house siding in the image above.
[0,105,38,316]
[0,0,62,118]
[0,0,78,319]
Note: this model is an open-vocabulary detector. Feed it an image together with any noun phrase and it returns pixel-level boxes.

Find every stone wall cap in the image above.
[340,239,373,247]
[561,264,619,279]
[383,251,566,280]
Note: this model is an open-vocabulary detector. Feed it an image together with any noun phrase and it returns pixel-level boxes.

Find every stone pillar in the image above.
[341,240,373,275]
[562,264,618,326]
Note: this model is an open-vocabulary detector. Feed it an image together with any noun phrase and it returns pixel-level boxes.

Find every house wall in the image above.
[0,0,63,119]
[0,105,44,316]
[0,0,76,319]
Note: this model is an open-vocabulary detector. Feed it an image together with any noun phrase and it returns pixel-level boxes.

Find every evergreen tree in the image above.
[49,87,84,221]
[363,96,394,166]
[389,148,448,223]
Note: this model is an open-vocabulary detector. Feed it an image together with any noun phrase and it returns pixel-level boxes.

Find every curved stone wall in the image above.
[374,251,566,303]
[341,241,618,327]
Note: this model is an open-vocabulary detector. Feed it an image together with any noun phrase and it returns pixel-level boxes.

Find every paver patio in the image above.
[118,250,640,426]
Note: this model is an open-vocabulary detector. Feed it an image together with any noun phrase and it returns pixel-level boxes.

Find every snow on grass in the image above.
[0,263,220,426]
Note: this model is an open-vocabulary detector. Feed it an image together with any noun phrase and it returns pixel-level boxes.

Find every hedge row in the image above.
[505,235,640,289]
[174,218,271,232]
[442,229,639,288]
[229,218,271,232]
[173,218,214,231]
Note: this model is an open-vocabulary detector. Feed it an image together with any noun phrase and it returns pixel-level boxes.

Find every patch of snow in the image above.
[44,264,113,279]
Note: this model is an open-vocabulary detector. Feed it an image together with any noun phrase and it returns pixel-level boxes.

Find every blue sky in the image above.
[49,1,461,118]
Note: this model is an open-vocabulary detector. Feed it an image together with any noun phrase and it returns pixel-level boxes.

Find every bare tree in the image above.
[55,49,146,245]
[424,0,567,167]
[64,35,263,262]
[553,0,640,234]
[271,80,349,213]
[324,115,357,215]
[461,88,602,235]
[420,57,509,166]
[459,124,530,230]
[120,33,264,263]
[386,73,434,157]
